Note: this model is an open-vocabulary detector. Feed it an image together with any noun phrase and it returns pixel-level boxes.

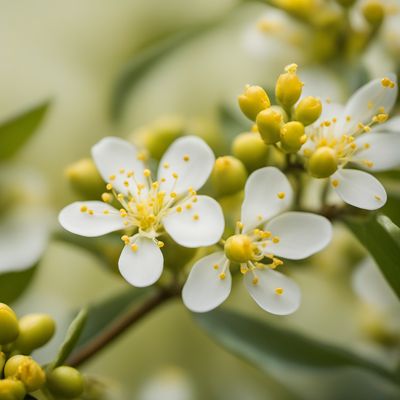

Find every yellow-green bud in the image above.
[335,0,357,7]
[4,355,46,392]
[280,121,306,153]
[0,352,6,371]
[275,64,303,109]
[238,85,270,121]
[308,147,338,178]
[0,303,19,345]
[15,314,55,355]
[0,379,26,400]
[294,96,322,126]
[362,0,385,26]
[47,366,84,399]
[224,234,254,263]
[231,132,268,171]
[256,108,285,145]
[65,158,105,199]
[211,156,248,197]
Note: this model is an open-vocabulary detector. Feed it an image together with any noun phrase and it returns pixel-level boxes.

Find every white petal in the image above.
[0,207,51,273]
[118,236,163,287]
[244,269,301,315]
[58,201,125,237]
[163,195,224,248]
[339,74,398,135]
[157,136,214,196]
[182,252,231,313]
[241,167,293,232]
[264,212,332,260]
[352,258,399,312]
[355,132,400,171]
[331,169,387,210]
[91,136,147,195]
[373,116,400,132]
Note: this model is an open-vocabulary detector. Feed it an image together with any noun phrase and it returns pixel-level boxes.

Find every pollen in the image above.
[131,243,138,252]
[120,209,127,217]
[119,168,125,174]
[157,241,164,248]
[88,209,94,215]
[176,206,182,213]
[172,172,178,179]
[193,213,199,221]
[123,180,129,187]
[163,162,170,169]
[102,192,112,203]
[127,171,134,178]
[364,160,374,168]
[186,204,192,210]
[277,192,285,199]
[363,143,370,149]
[121,235,130,244]
[346,115,351,122]
[143,169,151,177]
[381,77,395,88]
[117,193,124,201]
[170,192,177,198]
[109,175,116,181]
[80,205,87,212]
[272,236,280,244]
[331,179,339,188]
[275,287,284,295]
[252,276,259,285]
[219,272,226,280]
[103,210,109,215]
[183,155,190,162]
[375,195,382,201]
[106,183,113,190]
[213,264,219,270]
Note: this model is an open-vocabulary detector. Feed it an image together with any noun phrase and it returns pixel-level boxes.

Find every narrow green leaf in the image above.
[73,287,149,352]
[195,309,395,382]
[48,308,88,370]
[0,266,37,304]
[344,213,400,299]
[0,101,50,160]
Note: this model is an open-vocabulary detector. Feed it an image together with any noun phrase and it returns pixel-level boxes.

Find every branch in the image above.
[67,286,179,367]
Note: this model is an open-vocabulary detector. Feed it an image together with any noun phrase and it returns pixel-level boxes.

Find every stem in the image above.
[67,286,179,367]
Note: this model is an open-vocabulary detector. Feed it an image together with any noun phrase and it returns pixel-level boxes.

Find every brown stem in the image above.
[67,286,179,367]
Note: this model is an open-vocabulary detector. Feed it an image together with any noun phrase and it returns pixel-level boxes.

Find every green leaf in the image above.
[195,309,396,383]
[0,266,37,304]
[48,308,88,370]
[72,286,149,352]
[344,213,400,299]
[0,101,50,160]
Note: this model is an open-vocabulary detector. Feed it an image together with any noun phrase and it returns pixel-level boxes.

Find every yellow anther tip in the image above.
[277,192,285,199]
[275,287,284,295]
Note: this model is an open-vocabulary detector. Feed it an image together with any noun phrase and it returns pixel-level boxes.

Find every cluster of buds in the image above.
[0,303,84,399]
[238,64,322,154]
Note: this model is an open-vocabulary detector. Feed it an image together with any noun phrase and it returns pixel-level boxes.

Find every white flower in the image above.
[182,167,332,315]
[59,136,224,287]
[0,165,52,274]
[303,74,399,210]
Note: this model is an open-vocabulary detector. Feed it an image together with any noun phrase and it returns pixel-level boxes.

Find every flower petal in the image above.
[331,169,387,210]
[373,116,400,132]
[355,132,400,171]
[58,201,125,237]
[182,252,231,313]
[264,212,332,260]
[339,74,398,135]
[0,207,51,273]
[118,236,163,287]
[157,136,214,196]
[244,269,301,315]
[91,136,147,195]
[163,195,224,248]
[241,167,293,232]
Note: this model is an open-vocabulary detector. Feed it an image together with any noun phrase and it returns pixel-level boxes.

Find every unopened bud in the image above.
[256,107,285,145]
[0,303,19,345]
[295,96,322,126]
[362,1,385,26]
[231,132,268,171]
[5,355,46,392]
[47,366,84,399]
[224,234,254,263]
[0,379,26,400]
[335,0,357,7]
[211,156,248,197]
[308,146,338,178]
[65,158,104,199]
[275,64,303,109]
[238,85,270,121]
[280,121,306,153]
[15,314,55,355]
[0,352,6,371]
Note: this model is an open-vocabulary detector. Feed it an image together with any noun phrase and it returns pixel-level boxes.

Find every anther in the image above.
[275,287,284,295]
[183,155,190,162]
[277,192,285,199]
[213,264,219,270]
[193,213,199,221]
[101,193,112,203]
[331,179,339,188]
[219,272,226,280]
[80,205,87,213]
[143,169,151,177]
[272,236,280,244]
[131,244,138,252]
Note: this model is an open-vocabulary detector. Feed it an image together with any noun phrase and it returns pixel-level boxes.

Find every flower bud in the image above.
[335,0,357,7]
[275,64,303,109]
[0,303,19,345]
[362,1,385,26]
[15,314,55,355]
[231,132,268,171]
[47,366,84,399]
[0,352,6,371]
[280,121,306,153]
[4,355,46,392]
[224,234,254,263]
[65,158,105,199]
[308,146,338,178]
[238,85,270,121]
[0,379,26,400]
[256,107,285,145]
[294,96,322,126]
[211,156,248,197]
